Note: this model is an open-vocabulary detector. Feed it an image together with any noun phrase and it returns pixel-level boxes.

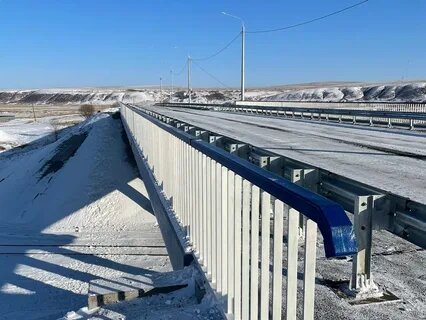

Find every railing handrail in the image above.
[128,104,357,258]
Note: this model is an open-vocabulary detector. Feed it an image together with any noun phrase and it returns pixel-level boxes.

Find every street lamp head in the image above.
[221,11,245,27]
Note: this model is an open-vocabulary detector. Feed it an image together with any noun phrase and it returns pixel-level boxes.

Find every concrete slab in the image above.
[88,270,191,309]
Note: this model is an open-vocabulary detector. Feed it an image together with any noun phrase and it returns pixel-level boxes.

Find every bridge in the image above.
[120,102,425,319]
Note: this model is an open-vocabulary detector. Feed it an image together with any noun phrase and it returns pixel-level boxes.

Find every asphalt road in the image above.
[145,105,426,204]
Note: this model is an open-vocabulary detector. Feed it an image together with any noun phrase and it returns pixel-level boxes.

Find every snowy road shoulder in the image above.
[0,111,178,319]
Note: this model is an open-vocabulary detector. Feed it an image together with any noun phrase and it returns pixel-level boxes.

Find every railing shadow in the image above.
[0,113,162,318]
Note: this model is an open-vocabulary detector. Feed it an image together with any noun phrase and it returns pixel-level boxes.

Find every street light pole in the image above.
[241,23,245,101]
[222,12,245,101]
[187,56,192,104]
[170,69,173,101]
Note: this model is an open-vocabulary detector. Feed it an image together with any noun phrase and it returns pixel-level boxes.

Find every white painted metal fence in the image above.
[121,104,356,319]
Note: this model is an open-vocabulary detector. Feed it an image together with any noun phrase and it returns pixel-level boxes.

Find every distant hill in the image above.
[1,81,425,104]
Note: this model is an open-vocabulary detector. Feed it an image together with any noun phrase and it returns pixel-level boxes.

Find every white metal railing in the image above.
[158,101,426,129]
[235,100,426,113]
[121,104,357,319]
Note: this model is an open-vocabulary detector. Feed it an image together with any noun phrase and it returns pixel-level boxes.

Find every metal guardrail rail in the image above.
[157,102,426,130]
[147,102,426,295]
[121,103,357,319]
[233,100,426,113]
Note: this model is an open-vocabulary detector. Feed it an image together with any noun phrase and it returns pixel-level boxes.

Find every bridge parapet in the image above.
[121,103,357,319]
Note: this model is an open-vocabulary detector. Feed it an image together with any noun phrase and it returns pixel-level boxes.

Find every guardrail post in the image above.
[288,168,319,238]
[350,195,379,295]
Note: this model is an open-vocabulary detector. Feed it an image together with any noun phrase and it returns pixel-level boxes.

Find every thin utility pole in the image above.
[32,104,37,122]
[187,56,192,104]
[160,77,163,102]
[170,70,173,101]
[222,12,245,101]
[241,23,245,101]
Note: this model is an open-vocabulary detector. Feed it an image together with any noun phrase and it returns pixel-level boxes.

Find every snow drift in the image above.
[1,82,425,105]
[261,82,426,102]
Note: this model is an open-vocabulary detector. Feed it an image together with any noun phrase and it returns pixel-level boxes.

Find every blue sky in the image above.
[0,0,425,89]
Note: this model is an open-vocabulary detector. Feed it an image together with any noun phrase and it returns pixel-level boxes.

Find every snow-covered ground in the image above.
[1,81,425,106]
[0,110,222,319]
[0,115,83,152]
[261,82,426,102]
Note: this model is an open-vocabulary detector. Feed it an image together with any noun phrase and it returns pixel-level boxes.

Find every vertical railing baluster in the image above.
[250,186,260,319]
[227,171,235,314]
[202,154,207,265]
[211,159,217,285]
[190,147,196,241]
[303,218,318,320]
[221,167,229,297]
[234,175,243,319]
[216,163,223,294]
[196,150,203,252]
[286,204,299,320]
[273,200,284,320]
[241,179,251,319]
[206,157,212,275]
[260,192,271,319]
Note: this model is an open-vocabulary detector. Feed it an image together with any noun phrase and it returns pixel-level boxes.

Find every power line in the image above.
[173,60,188,76]
[192,61,232,89]
[192,31,242,61]
[247,0,369,34]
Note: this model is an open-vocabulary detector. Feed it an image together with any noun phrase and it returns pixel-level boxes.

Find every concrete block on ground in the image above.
[88,270,191,309]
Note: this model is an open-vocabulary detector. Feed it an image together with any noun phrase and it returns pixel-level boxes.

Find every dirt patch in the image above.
[205,91,228,101]
[38,132,88,180]
[119,123,137,169]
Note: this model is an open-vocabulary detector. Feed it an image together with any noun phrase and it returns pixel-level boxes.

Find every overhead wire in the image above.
[172,60,188,76]
[192,31,242,61]
[172,1,369,86]
[192,61,232,89]
[247,0,369,34]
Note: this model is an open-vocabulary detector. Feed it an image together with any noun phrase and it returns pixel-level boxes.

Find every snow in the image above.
[0,111,178,319]
[0,109,223,319]
[60,266,223,320]
[0,115,83,152]
[1,81,425,106]
[262,82,426,102]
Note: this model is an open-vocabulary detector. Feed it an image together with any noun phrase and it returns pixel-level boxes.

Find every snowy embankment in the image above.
[0,115,83,152]
[260,82,426,102]
[1,81,425,106]
[0,88,159,105]
[0,110,220,319]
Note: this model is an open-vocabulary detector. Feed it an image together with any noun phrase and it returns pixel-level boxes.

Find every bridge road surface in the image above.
[145,105,426,204]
